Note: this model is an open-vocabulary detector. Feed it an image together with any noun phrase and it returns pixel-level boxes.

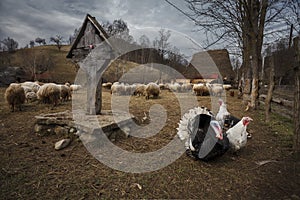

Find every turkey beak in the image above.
[243,117,253,126]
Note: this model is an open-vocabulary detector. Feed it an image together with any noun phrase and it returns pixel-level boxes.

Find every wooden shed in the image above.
[66,13,110,62]
[66,14,112,115]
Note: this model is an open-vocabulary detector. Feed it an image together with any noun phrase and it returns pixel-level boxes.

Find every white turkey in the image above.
[226,117,253,151]
[216,99,252,139]
[216,99,230,127]
[177,106,253,161]
[177,107,230,161]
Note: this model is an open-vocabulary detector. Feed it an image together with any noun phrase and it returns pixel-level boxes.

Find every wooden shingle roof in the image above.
[187,49,235,80]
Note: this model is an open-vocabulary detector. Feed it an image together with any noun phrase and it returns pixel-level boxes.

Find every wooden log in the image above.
[259,94,267,99]
[272,98,282,105]
[282,99,294,108]
[259,94,293,107]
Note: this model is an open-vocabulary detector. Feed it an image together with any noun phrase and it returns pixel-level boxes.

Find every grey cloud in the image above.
[0,0,206,49]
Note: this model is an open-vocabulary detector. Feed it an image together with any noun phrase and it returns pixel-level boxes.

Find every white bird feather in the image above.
[177,107,213,150]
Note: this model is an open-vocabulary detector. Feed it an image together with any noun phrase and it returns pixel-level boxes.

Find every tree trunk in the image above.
[265,56,275,122]
[293,37,300,152]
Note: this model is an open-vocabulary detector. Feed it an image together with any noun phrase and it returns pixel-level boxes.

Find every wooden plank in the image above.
[259,94,293,107]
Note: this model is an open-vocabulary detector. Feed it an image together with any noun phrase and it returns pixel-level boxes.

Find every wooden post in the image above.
[294,36,300,152]
[95,76,102,115]
[265,55,275,123]
[82,42,113,115]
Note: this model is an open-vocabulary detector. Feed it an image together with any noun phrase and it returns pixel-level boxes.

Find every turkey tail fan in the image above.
[177,106,213,150]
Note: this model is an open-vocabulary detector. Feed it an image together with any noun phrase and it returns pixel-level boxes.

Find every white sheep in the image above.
[37,83,61,107]
[65,82,71,87]
[70,84,82,93]
[111,82,125,95]
[208,83,223,97]
[25,91,37,102]
[169,82,181,92]
[21,85,33,94]
[125,84,136,96]
[193,83,209,96]
[21,81,40,93]
[5,83,26,112]
[145,82,160,99]
[223,84,232,91]
[102,82,112,90]
[181,83,193,92]
[159,83,165,90]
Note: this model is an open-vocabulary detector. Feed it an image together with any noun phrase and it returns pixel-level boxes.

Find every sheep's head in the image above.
[242,117,253,126]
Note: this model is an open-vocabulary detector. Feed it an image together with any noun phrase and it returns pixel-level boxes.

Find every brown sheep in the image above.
[193,83,209,96]
[5,83,26,112]
[144,82,160,99]
[134,84,146,96]
[59,85,71,101]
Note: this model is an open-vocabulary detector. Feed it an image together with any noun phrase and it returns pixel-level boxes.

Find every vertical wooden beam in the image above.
[294,36,300,152]
[265,56,275,123]
[95,75,102,115]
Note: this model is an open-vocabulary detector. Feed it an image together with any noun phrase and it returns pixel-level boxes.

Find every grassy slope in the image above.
[0,45,140,84]
[0,45,76,83]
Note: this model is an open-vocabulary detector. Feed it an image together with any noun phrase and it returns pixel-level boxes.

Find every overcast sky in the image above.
[0,0,210,54]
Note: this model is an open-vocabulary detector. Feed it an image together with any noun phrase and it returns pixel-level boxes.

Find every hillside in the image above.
[0,45,141,85]
[0,45,76,84]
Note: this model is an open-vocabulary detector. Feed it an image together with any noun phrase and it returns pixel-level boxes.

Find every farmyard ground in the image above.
[0,88,299,199]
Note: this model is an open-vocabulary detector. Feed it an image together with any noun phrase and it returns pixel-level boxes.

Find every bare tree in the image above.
[50,35,63,50]
[29,40,35,48]
[35,37,46,45]
[179,0,289,109]
[153,29,172,82]
[102,19,134,43]
[20,49,54,80]
[139,34,151,63]
[1,37,18,52]
[153,29,171,62]
[284,0,300,36]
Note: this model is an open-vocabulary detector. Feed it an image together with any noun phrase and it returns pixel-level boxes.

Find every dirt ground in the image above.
[0,88,300,199]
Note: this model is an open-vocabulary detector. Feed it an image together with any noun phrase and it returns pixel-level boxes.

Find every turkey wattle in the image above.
[177,107,230,161]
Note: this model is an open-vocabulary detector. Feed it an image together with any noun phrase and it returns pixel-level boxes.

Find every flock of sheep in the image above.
[4,81,81,112]
[4,80,233,112]
[105,81,232,99]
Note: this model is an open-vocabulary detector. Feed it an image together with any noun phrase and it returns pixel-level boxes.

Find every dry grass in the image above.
[0,88,299,199]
